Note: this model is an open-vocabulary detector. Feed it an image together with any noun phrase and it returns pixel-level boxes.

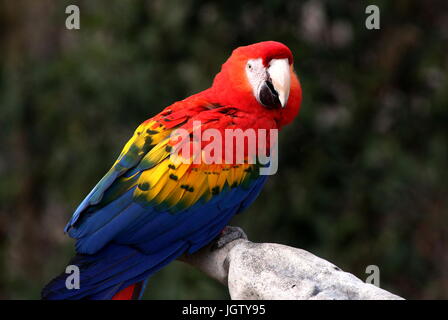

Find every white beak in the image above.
[268,58,291,108]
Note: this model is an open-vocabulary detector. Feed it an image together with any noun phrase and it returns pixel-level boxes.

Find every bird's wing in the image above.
[65,104,268,255]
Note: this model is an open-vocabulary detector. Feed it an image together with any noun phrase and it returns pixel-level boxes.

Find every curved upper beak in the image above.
[267,58,291,108]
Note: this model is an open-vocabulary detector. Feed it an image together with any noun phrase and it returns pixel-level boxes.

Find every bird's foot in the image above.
[211,226,247,251]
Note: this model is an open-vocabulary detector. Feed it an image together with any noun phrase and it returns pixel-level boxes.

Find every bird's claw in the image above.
[211,226,248,251]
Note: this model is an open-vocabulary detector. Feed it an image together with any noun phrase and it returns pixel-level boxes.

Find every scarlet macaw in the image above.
[42,41,302,299]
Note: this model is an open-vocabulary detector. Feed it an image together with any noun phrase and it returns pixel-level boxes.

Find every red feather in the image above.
[112,282,143,300]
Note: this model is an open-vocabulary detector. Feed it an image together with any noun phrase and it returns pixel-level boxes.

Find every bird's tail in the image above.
[111,281,147,300]
[41,241,187,300]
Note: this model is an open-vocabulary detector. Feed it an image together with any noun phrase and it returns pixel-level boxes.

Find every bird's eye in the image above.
[247,63,252,70]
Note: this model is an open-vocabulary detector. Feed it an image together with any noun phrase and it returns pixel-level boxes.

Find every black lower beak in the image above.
[258,80,282,109]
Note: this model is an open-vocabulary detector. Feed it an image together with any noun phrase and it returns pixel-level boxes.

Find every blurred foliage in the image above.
[0,0,447,299]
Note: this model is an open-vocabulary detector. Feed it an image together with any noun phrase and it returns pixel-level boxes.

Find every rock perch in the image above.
[180,227,403,300]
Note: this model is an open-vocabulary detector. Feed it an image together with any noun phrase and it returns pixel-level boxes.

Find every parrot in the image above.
[41,41,302,299]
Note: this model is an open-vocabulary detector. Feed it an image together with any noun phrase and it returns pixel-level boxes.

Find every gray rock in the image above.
[180,231,403,300]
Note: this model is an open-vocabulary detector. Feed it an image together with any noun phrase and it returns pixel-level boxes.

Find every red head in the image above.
[210,41,302,128]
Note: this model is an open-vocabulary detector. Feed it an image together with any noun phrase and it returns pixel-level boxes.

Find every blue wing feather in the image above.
[42,174,267,299]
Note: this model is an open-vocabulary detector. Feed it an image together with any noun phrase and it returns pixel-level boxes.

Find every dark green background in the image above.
[0,0,447,299]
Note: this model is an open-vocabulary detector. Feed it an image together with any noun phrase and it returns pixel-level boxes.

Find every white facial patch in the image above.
[245,58,266,105]
[245,57,291,108]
